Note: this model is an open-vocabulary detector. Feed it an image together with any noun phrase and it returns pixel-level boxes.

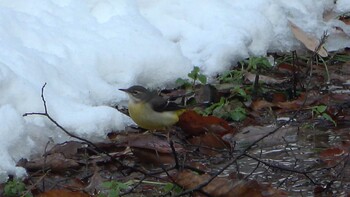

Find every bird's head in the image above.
[119,85,151,103]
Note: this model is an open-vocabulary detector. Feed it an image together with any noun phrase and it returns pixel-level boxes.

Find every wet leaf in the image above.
[18,153,80,172]
[131,147,178,165]
[45,141,84,158]
[319,147,347,166]
[178,110,235,137]
[37,189,89,197]
[194,84,219,105]
[189,132,230,152]
[115,134,184,166]
[233,126,298,149]
[245,72,288,84]
[289,21,328,57]
[174,170,287,197]
[250,100,274,111]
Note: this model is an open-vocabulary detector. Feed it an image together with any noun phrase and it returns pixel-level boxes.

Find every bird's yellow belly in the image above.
[128,102,179,130]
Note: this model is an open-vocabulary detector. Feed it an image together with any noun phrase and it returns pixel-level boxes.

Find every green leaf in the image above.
[4,180,27,196]
[322,113,337,126]
[315,105,327,113]
[163,183,182,194]
[163,183,174,193]
[117,182,129,190]
[311,105,327,117]
[230,107,246,121]
[192,66,200,73]
[108,189,118,197]
[101,181,114,188]
[188,66,200,79]
[234,87,246,97]
[203,97,225,115]
[198,74,207,84]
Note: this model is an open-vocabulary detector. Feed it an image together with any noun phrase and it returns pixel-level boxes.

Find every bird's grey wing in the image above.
[149,95,184,112]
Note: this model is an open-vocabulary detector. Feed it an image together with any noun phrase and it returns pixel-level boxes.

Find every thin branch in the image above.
[23,83,176,180]
[169,140,180,170]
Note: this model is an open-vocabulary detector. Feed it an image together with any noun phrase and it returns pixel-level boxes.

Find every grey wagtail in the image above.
[119,85,185,130]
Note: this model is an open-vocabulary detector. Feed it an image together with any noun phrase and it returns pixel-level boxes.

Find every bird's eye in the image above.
[132,91,139,95]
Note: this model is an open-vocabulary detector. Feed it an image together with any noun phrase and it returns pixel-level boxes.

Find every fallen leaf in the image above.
[174,170,287,197]
[251,100,274,111]
[37,189,89,197]
[18,153,80,172]
[131,147,178,165]
[233,126,298,149]
[194,84,219,104]
[277,63,302,74]
[189,132,230,148]
[244,72,289,84]
[319,147,347,166]
[115,133,184,166]
[289,21,328,57]
[178,110,235,137]
[45,141,84,158]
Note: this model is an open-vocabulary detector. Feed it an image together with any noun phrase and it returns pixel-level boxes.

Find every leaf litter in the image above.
[2,47,350,196]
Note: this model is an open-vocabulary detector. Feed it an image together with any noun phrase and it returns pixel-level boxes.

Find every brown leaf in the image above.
[233,126,298,148]
[175,170,287,197]
[189,132,230,149]
[131,147,177,165]
[19,153,80,172]
[276,63,301,74]
[244,73,289,84]
[319,147,347,166]
[289,21,328,57]
[116,133,184,166]
[251,100,274,111]
[128,134,184,153]
[178,110,235,137]
[339,16,350,25]
[37,189,89,197]
[45,141,84,158]
[194,84,219,104]
[84,164,105,193]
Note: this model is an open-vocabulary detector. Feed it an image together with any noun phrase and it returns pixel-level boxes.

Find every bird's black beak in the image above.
[119,88,128,92]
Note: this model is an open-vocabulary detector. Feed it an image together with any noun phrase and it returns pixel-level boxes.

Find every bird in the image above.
[119,85,185,130]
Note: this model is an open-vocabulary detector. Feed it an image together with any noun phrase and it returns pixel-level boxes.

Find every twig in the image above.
[169,140,180,170]
[176,41,327,195]
[22,83,180,188]
[120,176,147,196]
[21,171,49,197]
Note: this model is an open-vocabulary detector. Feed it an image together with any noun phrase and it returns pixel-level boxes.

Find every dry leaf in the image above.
[175,170,287,197]
[19,153,80,172]
[319,147,347,166]
[178,110,235,137]
[45,141,84,158]
[37,189,89,197]
[244,73,288,84]
[289,21,328,57]
[116,134,184,166]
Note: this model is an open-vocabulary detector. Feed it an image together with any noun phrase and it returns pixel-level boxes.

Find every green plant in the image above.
[176,66,207,88]
[202,97,247,122]
[203,97,226,116]
[231,86,251,101]
[311,105,336,126]
[245,56,272,71]
[229,106,247,122]
[99,180,133,197]
[162,183,182,194]
[218,69,244,84]
[3,179,31,197]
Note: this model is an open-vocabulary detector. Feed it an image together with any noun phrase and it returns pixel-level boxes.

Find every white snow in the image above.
[0,0,349,182]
